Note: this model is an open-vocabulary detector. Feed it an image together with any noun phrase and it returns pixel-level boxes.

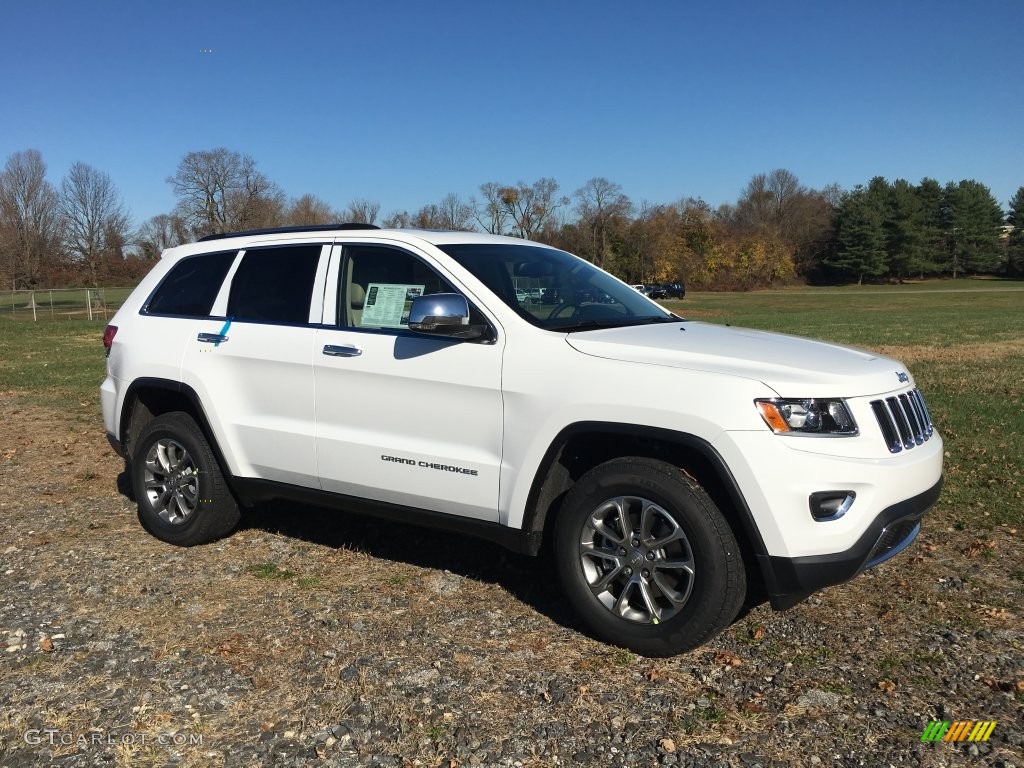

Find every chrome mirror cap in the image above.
[408,294,483,339]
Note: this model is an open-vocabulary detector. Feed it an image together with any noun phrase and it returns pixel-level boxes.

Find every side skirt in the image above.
[231,477,542,556]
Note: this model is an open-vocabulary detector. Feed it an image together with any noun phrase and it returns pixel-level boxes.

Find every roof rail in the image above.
[197,223,380,242]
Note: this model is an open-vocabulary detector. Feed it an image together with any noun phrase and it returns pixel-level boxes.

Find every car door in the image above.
[313,242,503,521]
[180,242,329,487]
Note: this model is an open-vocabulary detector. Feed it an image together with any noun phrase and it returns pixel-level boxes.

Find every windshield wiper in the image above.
[552,315,683,333]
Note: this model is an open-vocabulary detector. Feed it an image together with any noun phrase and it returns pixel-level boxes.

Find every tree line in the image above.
[1,146,1021,290]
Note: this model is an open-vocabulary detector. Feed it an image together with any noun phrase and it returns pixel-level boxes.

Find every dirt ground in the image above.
[0,396,1021,767]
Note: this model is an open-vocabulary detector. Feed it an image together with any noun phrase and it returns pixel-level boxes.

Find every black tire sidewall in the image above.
[555,459,742,655]
[131,413,235,545]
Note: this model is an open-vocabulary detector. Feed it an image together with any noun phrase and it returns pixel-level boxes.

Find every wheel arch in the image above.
[119,378,237,486]
[522,422,772,595]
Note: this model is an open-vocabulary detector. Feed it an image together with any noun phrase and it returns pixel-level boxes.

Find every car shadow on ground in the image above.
[238,498,587,636]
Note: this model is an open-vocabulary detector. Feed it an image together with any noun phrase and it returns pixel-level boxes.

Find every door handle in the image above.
[322,344,362,357]
[197,332,228,344]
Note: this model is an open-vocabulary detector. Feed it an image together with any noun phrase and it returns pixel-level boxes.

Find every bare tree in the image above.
[437,193,474,231]
[345,198,380,225]
[473,182,511,234]
[734,169,804,235]
[574,177,633,267]
[136,213,189,259]
[167,148,283,237]
[381,210,411,228]
[286,194,336,225]
[496,178,567,240]
[60,162,130,285]
[766,168,801,222]
[411,204,444,229]
[734,173,773,233]
[0,149,62,288]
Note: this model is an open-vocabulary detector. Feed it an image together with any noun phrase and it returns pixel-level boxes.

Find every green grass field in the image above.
[2,279,1021,526]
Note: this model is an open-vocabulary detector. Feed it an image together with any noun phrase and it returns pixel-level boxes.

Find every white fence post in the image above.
[86,289,93,321]
[31,291,37,321]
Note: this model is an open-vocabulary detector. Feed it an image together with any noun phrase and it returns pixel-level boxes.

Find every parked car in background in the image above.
[644,283,686,300]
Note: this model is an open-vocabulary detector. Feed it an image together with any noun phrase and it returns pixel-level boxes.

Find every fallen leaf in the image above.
[714,651,743,667]
[877,679,897,693]
[644,667,662,682]
[984,607,1013,620]
[39,636,54,652]
[752,626,765,640]
[659,738,676,753]
[964,542,984,557]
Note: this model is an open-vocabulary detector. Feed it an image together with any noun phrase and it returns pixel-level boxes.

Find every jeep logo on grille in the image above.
[896,371,910,383]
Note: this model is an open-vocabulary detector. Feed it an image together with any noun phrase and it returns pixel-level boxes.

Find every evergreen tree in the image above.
[1006,186,1024,277]
[915,178,947,276]
[943,180,1004,276]
[828,187,887,283]
[885,179,925,280]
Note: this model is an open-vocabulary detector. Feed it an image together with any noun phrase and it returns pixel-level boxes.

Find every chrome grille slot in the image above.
[871,388,935,454]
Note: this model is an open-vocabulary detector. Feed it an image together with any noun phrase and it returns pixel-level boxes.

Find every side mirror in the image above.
[407,294,485,339]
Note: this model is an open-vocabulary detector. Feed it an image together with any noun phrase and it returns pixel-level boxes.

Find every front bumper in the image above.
[761,476,943,609]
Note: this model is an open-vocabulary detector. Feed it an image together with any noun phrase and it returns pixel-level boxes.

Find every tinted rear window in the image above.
[146,251,237,317]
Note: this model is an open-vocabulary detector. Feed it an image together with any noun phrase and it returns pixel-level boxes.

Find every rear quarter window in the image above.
[145,251,237,317]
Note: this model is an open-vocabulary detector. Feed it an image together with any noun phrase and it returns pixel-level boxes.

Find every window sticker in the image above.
[361,283,425,328]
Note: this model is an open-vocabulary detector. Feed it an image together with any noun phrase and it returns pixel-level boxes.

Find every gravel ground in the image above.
[0,397,1021,767]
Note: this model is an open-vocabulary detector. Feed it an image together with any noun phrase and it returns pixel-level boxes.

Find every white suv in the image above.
[101,224,943,655]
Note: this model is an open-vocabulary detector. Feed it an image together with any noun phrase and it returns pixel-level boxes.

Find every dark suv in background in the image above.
[646,283,685,300]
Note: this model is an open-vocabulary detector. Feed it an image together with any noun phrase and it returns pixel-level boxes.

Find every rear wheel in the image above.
[132,412,240,546]
[554,457,745,656]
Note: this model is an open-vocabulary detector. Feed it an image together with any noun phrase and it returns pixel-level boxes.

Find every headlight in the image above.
[755,398,858,436]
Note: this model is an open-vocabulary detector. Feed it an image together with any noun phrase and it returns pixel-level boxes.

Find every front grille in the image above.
[870,388,934,453]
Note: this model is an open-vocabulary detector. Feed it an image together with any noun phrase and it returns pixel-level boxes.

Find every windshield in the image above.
[439,243,677,331]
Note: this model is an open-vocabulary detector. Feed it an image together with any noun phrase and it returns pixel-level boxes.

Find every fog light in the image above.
[809,491,856,521]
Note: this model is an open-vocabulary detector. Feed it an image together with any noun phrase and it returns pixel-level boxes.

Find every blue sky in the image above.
[2,0,1021,227]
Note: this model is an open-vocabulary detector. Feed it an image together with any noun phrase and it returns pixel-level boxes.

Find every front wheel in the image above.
[131,411,240,546]
[554,457,746,656]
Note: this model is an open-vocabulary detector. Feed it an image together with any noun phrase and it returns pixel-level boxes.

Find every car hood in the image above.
[565,321,911,397]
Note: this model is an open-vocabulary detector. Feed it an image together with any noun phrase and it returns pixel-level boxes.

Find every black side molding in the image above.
[232,477,542,555]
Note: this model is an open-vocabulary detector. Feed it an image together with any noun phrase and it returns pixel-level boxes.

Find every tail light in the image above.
[103,325,118,357]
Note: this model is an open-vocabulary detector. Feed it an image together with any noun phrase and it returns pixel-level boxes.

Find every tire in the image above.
[554,457,745,656]
[131,411,240,546]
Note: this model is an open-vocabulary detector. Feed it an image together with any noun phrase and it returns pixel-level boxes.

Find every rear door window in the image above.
[227,245,322,325]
